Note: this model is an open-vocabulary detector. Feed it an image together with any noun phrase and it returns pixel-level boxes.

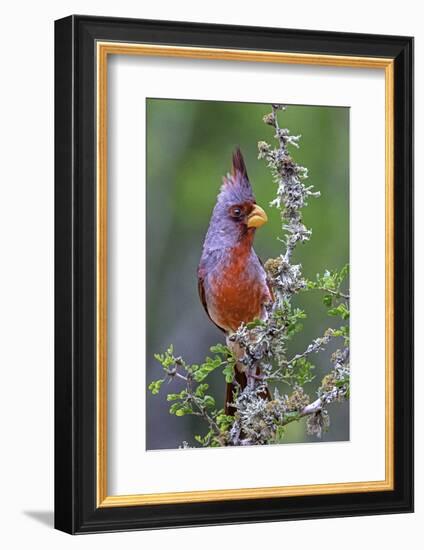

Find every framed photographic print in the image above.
[54,15,414,534]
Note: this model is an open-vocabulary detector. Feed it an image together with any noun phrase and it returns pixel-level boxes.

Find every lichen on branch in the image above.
[150,105,350,448]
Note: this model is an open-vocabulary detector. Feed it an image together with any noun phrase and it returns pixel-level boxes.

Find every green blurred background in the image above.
[146,99,349,450]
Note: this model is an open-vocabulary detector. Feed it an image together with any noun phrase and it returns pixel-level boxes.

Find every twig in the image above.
[311,287,350,300]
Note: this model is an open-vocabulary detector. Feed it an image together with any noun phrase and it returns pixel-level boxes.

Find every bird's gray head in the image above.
[202,149,268,252]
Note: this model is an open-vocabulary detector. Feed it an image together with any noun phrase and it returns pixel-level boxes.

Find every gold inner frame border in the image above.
[96,42,394,508]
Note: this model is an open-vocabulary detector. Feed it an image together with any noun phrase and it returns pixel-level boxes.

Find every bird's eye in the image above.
[230,206,242,218]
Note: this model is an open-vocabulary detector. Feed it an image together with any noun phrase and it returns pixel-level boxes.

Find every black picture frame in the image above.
[55,14,414,534]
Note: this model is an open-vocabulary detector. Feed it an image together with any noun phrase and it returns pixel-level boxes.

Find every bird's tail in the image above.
[224,364,271,416]
[225,337,270,415]
[225,369,247,416]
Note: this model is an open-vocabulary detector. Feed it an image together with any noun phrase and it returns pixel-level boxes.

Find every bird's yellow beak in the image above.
[247,204,268,228]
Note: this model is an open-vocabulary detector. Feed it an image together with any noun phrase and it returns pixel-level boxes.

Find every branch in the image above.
[230,345,348,444]
[267,328,339,383]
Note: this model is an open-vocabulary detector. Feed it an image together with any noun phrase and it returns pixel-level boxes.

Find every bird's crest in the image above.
[220,148,254,204]
[231,147,249,180]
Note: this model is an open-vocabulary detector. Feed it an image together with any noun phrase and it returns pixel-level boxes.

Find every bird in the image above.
[197,148,273,414]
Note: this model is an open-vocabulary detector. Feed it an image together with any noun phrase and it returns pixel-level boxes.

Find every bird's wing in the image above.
[197,273,225,333]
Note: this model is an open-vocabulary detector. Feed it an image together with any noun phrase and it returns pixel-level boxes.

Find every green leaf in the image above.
[323,294,332,307]
[154,345,177,370]
[210,343,229,356]
[148,379,164,395]
[193,356,223,382]
[337,264,349,285]
[245,318,267,329]
[291,357,315,385]
[175,406,193,416]
[216,413,234,432]
[328,303,349,320]
[332,325,350,344]
[203,395,216,409]
[185,363,199,374]
[195,383,209,398]
[273,425,286,443]
[166,390,188,401]
[283,303,307,338]
[222,364,235,383]
[194,430,215,447]
[169,402,182,415]
[283,411,301,424]
[333,325,349,337]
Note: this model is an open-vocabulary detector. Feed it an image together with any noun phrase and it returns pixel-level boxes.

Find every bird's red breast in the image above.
[205,234,271,332]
